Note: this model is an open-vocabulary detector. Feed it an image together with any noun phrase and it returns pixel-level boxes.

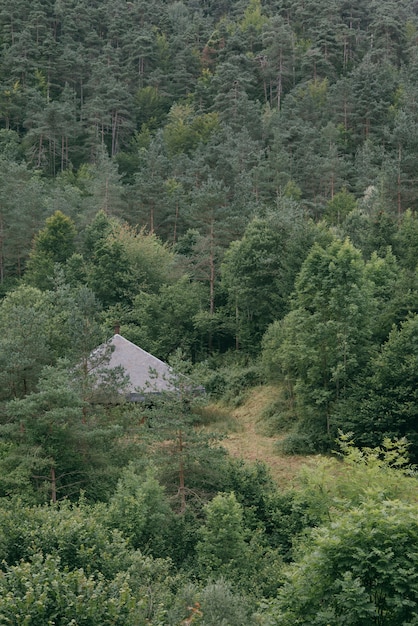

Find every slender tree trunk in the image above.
[0,215,4,284]
[397,143,402,216]
[80,79,84,115]
[209,219,215,316]
[104,175,109,213]
[112,111,118,156]
[235,300,240,351]
[82,357,88,423]
[343,34,348,70]
[178,430,186,513]
[343,96,348,131]
[37,134,43,168]
[277,50,283,110]
[51,467,57,503]
[150,204,154,234]
[173,200,179,244]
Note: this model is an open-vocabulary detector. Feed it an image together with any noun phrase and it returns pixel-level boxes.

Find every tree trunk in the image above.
[235,301,240,351]
[397,143,402,216]
[209,219,215,316]
[0,215,4,284]
[178,429,186,513]
[51,466,57,503]
[173,200,179,244]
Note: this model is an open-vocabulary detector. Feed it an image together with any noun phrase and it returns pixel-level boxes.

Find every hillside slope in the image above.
[206,386,311,487]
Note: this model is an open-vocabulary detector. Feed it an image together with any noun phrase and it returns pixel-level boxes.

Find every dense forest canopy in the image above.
[1,0,418,452]
[1,0,418,623]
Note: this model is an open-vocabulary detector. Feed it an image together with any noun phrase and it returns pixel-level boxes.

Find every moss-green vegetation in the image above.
[1,0,418,620]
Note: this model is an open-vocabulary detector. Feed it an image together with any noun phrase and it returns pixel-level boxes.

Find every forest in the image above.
[1,0,418,623]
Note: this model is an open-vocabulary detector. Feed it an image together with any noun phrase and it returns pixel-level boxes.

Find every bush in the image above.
[202,364,262,404]
[166,579,258,626]
[266,499,418,625]
[198,579,257,625]
[276,433,318,455]
[0,553,141,625]
[107,465,175,558]
[0,498,130,577]
[260,393,297,436]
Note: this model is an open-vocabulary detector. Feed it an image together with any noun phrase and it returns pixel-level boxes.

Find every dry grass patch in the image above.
[201,386,313,488]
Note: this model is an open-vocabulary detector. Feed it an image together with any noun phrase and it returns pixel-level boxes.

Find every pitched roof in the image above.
[105,333,176,395]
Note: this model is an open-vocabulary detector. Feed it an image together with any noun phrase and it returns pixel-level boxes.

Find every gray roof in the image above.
[90,334,204,402]
[100,334,177,396]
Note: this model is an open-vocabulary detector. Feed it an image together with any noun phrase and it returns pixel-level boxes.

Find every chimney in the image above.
[113,322,120,336]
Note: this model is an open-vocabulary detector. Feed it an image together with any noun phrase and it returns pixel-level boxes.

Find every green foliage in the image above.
[32,210,77,264]
[0,499,130,576]
[25,211,77,289]
[196,489,284,596]
[364,247,401,343]
[108,466,175,558]
[0,497,180,624]
[110,222,177,294]
[271,238,374,451]
[266,499,418,625]
[0,363,131,502]
[199,579,257,625]
[167,579,258,626]
[341,314,418,461]
[196,492,250,579]
[0,284,52,400]
[221,214,318,351]
[0,158,46,283]
[295,436,417,523]
[262,320,285,381]
[3,0,418,617]
[259,389,298,435]
[88,238,134,308]
[221,458,317,560]
[132,389,228,514]
[0,553,139,625]
[45,279,105,365]
[127,276,207,361]
[261,437,418,624]
[163,103,219,156]
[323,188,357,226]
[83,210,115,259]
[394,209,418,271]
[200,361,262,405]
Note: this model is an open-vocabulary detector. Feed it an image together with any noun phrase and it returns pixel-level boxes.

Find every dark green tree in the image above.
[0,363,129,502]
[108,465,175,558]
[127,276,207,361]
[196,492,250,579]
[0,159,46,285]
[274,238,373,451]
[222,213,318,351]
[25,210,77,289]
[344,314,418,460]
[0,284,52,400]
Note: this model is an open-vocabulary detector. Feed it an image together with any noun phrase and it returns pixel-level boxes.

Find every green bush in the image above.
[265,499,418,625]
[276,433,318,455]
[202,365,262,404]
[0,499,131,577]
[108,465,175,558]
[198,579,257,625]
[0,553,141,625]
[260,394,297,436]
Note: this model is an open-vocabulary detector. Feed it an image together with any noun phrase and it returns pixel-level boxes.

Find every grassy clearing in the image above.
[199,386,314,489]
